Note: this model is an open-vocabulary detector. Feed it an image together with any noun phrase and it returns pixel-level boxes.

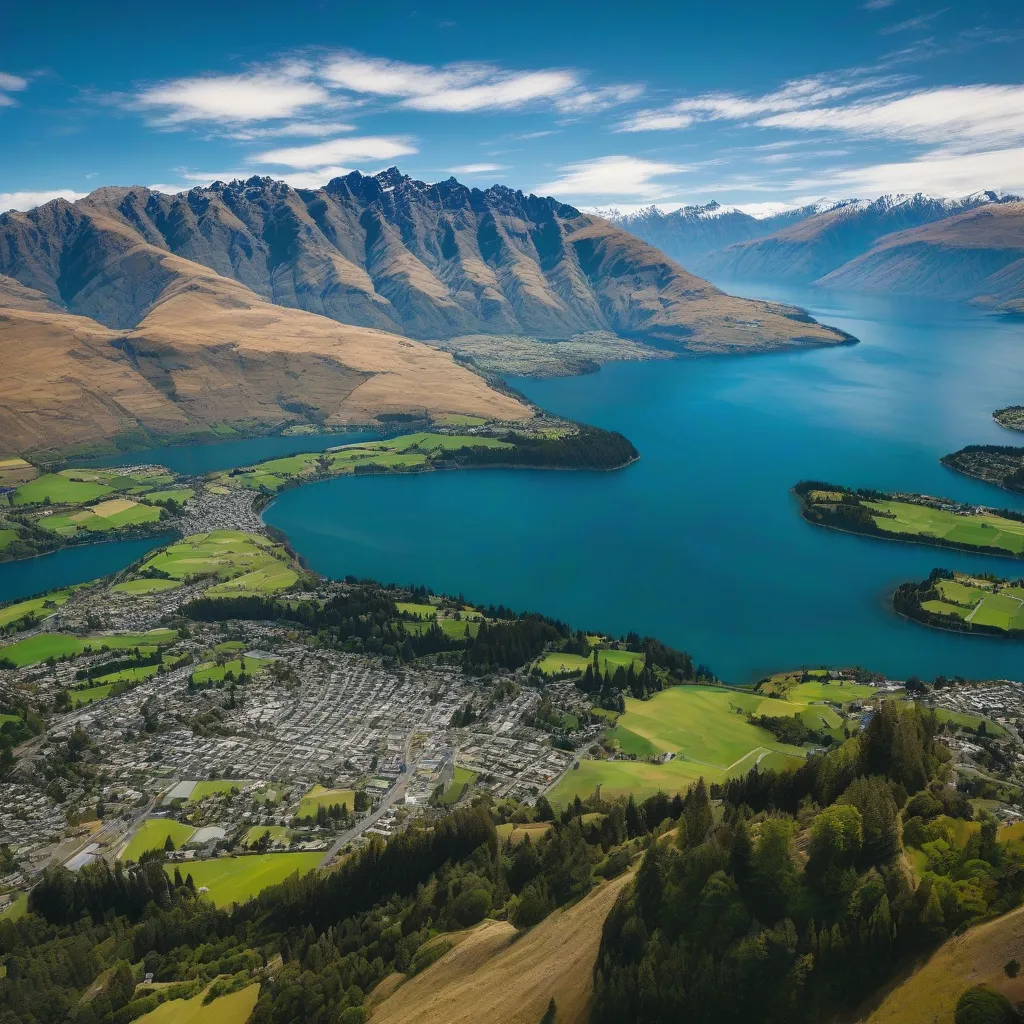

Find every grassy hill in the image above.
[371,871,633,1024]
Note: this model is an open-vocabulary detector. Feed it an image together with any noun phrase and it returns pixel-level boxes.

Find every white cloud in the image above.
[863,0,896,7]
[146,184,191,194]
[256,135,418,169]
[554,83,644,115]
[0,71,28,107]
[278,167,356,189]
[534,155,685,201]
[135,69,329,124]
[789,146,1024,198]
[448,163,506,174]
[224,121,356,140]
[616,74,894,131]
[758,84,1024,148]
[0,189,86,212]
[402,71,577,112]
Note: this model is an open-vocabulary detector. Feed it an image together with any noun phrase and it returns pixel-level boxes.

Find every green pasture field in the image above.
[13,473,115,506]
[0,629,177,667]
[191,657,270,684]
[0,589,72,628]
[134,984,260,1024]
[932,707,1007,737]
[605,686,808,769]
[71,684,113,707]
[215,641,247,652]
[0,893,27,921]
[297,785,355,818]
[535,649,646,676]
[189,779,247,802]
[440,766,477,805]
[122,818,197,861]
[758,675,882,704]
[135,532,298,596]
[434,414,487,427]
[396,601,436,618]
[40,499,163,538]
[865,499,1024,556]
[0,529,18,552]
[111,578,182,595]
[438,617,479,638]
[140,488,194,505]
[919,573,1024,632]
[242,825,292,847]
[163,853,321,908]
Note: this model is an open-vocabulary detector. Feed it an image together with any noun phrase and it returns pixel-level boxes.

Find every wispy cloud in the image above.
[554,83,644,115]
[534,155,685,201]
[447,163,507,174]
[0,71,28,108]
[256,135,418,169]
[879,8,947,34]
[863,0,896,8]
[1,189,86,212]
[223,121,356,141]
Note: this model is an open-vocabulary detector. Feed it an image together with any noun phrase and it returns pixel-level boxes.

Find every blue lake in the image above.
[0,536,171,604]
[264,286,1024,684]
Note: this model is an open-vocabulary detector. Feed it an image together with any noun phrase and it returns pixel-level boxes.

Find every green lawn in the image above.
[140,488,195,505]
[132,531,298,597]
[297,785,355,818]
[865,499,1024,556]
[0,893,27,922]
[760,678,883,705]
[0,629,177,667]
[191,657,270,684]
[535,649,646,676]
[70,684,113,707]
[0,589,72,628]
[122,819,197,861]
[13,473,115,506]
[111,578,182,595]
[0,528,18,552]
[134,983,260,1024]
[396,601,436,618]
[440,766,477,805]
[163,853,321,907]
[188,780,248,802]
[933,707,1007,737]
[40,498,163,538]
[242,825,292,847]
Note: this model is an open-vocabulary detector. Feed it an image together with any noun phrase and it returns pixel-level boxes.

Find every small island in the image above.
[940,444,1024,495]
[894,568,1024,638]
[793,480,1024,558]
[994,405,1024,432]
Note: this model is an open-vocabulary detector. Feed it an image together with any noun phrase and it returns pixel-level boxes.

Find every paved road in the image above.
[319,734,415,868]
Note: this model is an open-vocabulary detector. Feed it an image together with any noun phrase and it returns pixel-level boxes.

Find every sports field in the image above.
[0,629,177,667]
[297,785,355,818]
[162,852,321,907]
[919,573,1024,632]
[122,818,197,861]
[535,649,646,676]
[134,532,299,596]
[134,982,260,1024]
[0,589,72,628]
[865,499,1024,556]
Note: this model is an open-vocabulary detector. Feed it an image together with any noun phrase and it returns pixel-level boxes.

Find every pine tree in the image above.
[540,997,557,1024]
[681,778,712,848]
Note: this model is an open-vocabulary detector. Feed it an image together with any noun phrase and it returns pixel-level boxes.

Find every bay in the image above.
[264,287,1024,683]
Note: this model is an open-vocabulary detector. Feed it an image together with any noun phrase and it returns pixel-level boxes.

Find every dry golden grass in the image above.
[865,905,1024,1024]
[371,871,632,1024]
[90,498,139,517]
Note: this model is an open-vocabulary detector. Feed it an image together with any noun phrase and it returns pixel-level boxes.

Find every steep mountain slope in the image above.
[0,234,530,457]
[700,192,1014,285]
[818,201,1024,311]
[600,200,833,272]
[0,171,851,353]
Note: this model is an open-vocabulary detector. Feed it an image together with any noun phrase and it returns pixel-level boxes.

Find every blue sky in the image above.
[3,0,1023,213]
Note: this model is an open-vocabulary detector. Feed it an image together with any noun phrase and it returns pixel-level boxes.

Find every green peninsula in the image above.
[895,568,1024,638]
[941,444,1024,495]
[794,480,1024,558]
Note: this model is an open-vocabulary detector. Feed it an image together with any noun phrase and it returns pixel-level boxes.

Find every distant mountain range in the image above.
[603,192,1024,312]
[0,169,850,457]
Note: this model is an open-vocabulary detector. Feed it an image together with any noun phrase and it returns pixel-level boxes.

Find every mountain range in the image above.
[0,170,850,457]
[605,193,1024,312]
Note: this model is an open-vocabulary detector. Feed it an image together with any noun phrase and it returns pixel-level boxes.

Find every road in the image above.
[319,733,415,868]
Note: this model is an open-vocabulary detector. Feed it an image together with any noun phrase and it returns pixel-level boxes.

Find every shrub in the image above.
[954,985,1016,1024]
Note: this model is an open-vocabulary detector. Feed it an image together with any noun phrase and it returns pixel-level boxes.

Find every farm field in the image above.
[865,499,1024,556]
[71,684,113,707]
[188,779,247,802]
[162,853,321,907]
[111,578,182,595]
[39,498,163,538]
[0,457,37,488]
[134,982,260,1024]
[758,673,883,705]
[297,785,355,818]
[919,572,1024,632]
[0,589,72,628]
[134,531,299,596]
[0,629,177,667]
[535,649,646,676]
[122,819,197,861]
[12,468,175,507]
[441,766,477,805]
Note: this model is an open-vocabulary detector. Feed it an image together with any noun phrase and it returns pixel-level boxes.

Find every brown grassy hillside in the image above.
[370,871,632,1024]
[865,904,1024,1024]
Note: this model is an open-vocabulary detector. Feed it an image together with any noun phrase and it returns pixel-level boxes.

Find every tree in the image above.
[680,777,712,849]
[163,834,175,852]
[540,997,557,1024]
[807,804,862,876]
[954,985,1016,1024]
